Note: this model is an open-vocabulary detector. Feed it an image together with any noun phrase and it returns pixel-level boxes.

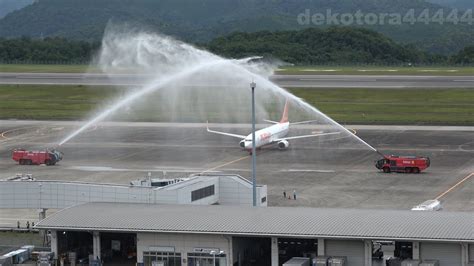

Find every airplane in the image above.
[206,100,340,152]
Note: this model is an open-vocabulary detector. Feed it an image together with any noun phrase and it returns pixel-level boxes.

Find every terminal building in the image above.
[35,202,474,266]
[0,174,268,210]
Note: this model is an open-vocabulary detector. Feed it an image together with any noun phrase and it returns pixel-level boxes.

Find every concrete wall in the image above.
[137,232,232,265]
[420,242,461,266]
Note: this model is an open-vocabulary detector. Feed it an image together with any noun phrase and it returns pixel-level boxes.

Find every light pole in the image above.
[250,81,257,207]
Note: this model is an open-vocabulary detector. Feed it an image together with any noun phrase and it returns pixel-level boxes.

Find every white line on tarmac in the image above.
[280,169,335,173]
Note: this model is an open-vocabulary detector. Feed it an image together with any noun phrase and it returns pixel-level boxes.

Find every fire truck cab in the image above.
[375,155,430,173]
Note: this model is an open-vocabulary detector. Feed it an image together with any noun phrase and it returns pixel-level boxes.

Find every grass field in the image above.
[0,64,93,73]
[1,85,473,125]
[1,64,474,76]
[276,66,474,76]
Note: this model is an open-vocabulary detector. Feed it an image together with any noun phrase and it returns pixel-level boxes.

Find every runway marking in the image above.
[454,80,474,82]
[0,126,40,140]
[200,155,250,174]
[435,172,473,200]
[281,169,335,173]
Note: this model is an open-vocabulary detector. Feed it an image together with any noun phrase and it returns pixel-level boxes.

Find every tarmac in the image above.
[0,121,472,225]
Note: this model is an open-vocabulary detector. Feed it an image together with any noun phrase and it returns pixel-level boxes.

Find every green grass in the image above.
[0,85,473,125]
[0,64,93,73]
[277,66,474,76]
[289,88,474,125]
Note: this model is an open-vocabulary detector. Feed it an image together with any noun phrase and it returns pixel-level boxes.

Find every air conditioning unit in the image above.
[313,256,330,266]
[401,259,420,266]
[328,256,346,266]
[419,260,439,266]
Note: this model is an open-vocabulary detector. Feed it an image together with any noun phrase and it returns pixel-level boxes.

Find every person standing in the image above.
[283,190,286,198]
[293,190,296,200]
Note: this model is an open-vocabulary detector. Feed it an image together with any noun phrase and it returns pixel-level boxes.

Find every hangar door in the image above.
[325,240,364,266]
[420,242,461,266]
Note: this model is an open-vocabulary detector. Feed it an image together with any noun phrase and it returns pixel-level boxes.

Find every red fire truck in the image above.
[375,155,430,173]
[12,149,63,165]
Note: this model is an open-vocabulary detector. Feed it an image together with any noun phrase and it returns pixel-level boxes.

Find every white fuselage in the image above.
[240,122,289,149]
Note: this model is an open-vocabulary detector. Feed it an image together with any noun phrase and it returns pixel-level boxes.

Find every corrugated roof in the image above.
[36,202,474,242]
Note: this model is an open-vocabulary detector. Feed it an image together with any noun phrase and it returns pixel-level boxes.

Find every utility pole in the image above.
[251,81,257,207]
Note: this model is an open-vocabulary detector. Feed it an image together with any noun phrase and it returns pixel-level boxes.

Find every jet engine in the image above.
[277,140,289,150]
[239,140,245,148]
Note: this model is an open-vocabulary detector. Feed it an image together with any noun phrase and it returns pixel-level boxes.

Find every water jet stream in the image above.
[59,27,377,153]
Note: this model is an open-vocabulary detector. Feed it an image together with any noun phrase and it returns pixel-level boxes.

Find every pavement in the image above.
[0,121,472,224]
[1,72,473,88]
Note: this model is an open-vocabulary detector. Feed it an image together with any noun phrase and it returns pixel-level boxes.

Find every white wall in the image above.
[218,175,267,206]
[137,232,232,265]
[0,174,265,209]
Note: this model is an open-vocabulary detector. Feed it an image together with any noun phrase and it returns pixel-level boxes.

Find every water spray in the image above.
[58,25,378,154]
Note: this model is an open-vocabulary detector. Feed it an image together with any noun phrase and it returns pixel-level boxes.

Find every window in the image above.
[187,252,226,266]
[261,197,267,203]
[191,185,215,202]
[143,251,181,266]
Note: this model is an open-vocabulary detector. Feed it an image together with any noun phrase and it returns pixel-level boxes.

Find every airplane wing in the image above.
[206,123,246,139]
[291,119,319,125]
[275,132,340,141]
[263,119,279,124]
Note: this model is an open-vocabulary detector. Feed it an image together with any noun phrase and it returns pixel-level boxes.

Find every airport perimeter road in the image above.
[1,72,473,88]
[1,121,473,212]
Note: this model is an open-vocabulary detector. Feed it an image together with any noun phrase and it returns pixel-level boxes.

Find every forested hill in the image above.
[208,27,440,65]
[2,28,472,65]
[0,0,473,54]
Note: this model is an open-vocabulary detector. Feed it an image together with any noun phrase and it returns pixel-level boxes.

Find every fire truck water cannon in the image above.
[12,148,64,166]
[375,154,430,174]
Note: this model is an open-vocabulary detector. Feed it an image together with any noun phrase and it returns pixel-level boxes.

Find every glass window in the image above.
[187,253,226,266]
[143,252,181,266]
[191,185,215,201]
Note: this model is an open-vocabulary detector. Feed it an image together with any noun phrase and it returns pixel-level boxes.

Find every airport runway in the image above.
[1,72,473,88]
[1,121,472,213]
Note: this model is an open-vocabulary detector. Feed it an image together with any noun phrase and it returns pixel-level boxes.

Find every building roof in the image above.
[36,202,474,242]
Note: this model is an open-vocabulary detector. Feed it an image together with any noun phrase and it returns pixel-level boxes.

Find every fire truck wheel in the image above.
[45,160,51,166]
[19,159,25,165]
[383,167,390,173]
[413,168,420,174]
[26,159,32,165]
[405,167,411,173]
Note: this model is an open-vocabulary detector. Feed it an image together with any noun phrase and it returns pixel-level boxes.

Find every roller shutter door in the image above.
[420,242,461,266]
[325,240,364,266]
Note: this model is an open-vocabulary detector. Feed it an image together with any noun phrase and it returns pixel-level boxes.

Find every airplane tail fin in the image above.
[279,99,289,123]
